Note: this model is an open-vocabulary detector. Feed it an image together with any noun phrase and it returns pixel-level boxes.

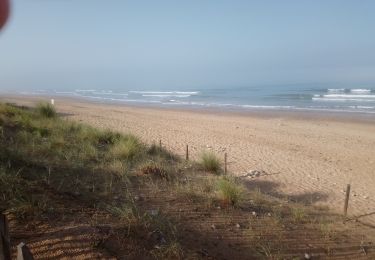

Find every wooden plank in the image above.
[17,242,34,260]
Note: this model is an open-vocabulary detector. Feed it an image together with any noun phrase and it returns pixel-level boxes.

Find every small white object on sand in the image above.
[51,99,55,105]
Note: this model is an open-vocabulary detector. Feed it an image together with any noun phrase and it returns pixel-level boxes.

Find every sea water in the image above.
[14,84,375,114]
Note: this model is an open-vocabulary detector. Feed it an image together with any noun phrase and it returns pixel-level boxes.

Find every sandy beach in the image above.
[3,95,375,224]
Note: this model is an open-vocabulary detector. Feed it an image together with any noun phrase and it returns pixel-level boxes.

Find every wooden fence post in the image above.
[0,214,11,260]
[186,145,189,160]
[343,184,351,220]
[159,140,162,148]
[224,153,227,175]
[17,242,34,260]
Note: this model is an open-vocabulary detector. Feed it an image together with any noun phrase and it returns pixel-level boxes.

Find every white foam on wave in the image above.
[95,90,113,93]
[18,91,39,95]
[350,89,371,93]
[129,91,199,95]
[313,97,375,102]
[92,92,128,96]
[328,88,345,93]
[56,91,77,95]
[76,94,162,104]
[324,94,375,99]
[75,89,96,92]
[241,105,295,109]
[349,106,375,109]
[142,94,191,98]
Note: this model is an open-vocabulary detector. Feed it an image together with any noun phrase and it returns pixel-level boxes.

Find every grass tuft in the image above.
[98,130,121,145]
[37,102,57,118]
[217,176,243,207]
[110,135,143,160]
[291,207,307,223]
[200,151,221,173]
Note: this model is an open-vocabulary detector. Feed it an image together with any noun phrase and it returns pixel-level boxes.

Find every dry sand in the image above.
[3,95,375,224]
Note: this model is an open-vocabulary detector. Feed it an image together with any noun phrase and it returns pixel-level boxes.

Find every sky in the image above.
[0,0,375,91]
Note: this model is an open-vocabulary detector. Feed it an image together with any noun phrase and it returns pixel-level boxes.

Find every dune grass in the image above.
[200,151,221,173]
[36,102,57,118]
[217,176,243,206]
[110,135,143,160]
[0,103,146,207]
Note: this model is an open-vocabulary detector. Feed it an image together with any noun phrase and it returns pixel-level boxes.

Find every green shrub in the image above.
[110,135,142,160]
[98,130,121,145]
[37,102,56,118]
[200,151,221,173]
[217,177,243,206]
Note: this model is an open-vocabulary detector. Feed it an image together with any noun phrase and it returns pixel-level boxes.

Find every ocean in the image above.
[14,84,375,114]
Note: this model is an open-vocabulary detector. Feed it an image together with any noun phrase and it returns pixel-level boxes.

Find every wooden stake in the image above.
[224,153,227,174]
[159,140,162,148]
[0,234,11,260]
[343,184,351,219]
[0,214,10,260]
[186,145,189,160]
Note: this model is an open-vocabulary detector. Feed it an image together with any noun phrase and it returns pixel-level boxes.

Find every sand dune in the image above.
[4,95,375,224]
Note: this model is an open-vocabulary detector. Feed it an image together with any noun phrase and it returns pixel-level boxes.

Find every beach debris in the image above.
[235,223,241,229]
[363,195,369,199]
[360,241,368,255]
[304,253,311,259]
[241,170,267,178]
[267,213,272,217]
[149,209,159,216]
[211,224,216,230]
[252,211,257,217]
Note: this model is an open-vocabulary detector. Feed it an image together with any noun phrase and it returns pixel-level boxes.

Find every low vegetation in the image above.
[36,102,57,118]
[200,150,221,173]
[217,176,243,207]
[0,102,374,259]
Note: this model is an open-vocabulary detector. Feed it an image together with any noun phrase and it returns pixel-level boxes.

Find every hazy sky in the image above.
[1,0,375,90]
